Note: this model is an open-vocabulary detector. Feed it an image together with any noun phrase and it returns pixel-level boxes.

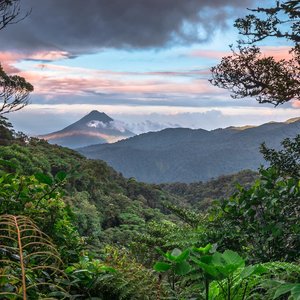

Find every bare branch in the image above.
[0,0,30,31]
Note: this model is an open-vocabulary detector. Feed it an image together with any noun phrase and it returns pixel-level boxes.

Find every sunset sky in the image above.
[1,0,299,135]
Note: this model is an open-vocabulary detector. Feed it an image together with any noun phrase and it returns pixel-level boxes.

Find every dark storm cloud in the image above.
[0,0,254,53]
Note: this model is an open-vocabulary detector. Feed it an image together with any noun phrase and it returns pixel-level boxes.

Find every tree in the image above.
[0,1,33,116]
[0,64,33,115]
[210,1,300,106]
[0,115,14,143]
[260,135,300,178]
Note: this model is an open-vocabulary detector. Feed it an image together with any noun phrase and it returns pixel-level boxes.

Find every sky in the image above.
[1,0,299,135]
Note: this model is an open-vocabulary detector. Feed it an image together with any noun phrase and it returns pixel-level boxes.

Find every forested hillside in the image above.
[79,118,300,183]
[0,137,178,246]
[1,119,299,299]
[160,170,257,210]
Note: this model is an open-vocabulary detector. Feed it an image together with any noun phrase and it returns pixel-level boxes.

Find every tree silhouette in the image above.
[0,0,33,115]
[211,1,300,106]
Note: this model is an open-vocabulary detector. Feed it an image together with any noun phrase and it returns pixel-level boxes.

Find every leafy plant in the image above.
[194,249,266,300]
[209,167,300,262]
[268,282,300,300]
[0,214,68,299]
[0,172,83,262]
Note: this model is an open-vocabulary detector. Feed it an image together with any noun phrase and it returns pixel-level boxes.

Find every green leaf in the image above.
[240,265,256,279]
[222,250,244,268]
[291,285,300,300]
[55,171,67,181]
[174,261,191,275]
[241,264,267,279]
[193,243,212,255]
[273,283,298,299]
[100,266,116,273]
[174,249,190,262]
[166,248,182,261]
[34,173,53,185]
[198,256,222,278]
[154,262,171,272]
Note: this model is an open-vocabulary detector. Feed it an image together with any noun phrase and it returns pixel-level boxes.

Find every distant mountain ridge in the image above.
[78,117,300,183]
[40,110,135,149]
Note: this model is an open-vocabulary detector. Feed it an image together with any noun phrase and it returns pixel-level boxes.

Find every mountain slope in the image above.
[78,118,300,183]
[40,110,134,148]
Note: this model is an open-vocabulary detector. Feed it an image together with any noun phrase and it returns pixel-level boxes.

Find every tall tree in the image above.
[0,0,33,116]
[210,0,300,106]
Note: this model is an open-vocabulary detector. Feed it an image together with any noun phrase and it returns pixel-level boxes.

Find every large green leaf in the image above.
[153,262,171,272]
[174,261,191,276]
[222,250,244,268]
[273,283,300,300]
[240,264,266,279]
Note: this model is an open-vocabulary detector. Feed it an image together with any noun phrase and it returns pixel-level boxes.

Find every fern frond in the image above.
[0,214,68,299]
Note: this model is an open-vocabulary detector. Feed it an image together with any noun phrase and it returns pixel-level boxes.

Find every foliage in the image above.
[211,1,300,105]
[0,140,174,247]
[160,170,257,211]
[0,214,68,299]
[154,245,300,300]
[0,116,14,145]
[1,125,300,298]
[0,63,34,115]
[260,134,300,178]
[0,172,83,261]
[209,167,300,262]
[68,246,162,300]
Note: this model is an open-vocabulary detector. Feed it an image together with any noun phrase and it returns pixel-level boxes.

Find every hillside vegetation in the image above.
[0,123,299,299]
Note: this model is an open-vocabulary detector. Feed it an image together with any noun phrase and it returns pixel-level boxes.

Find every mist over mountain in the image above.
[40,110,135,148]
[78,117,300,183]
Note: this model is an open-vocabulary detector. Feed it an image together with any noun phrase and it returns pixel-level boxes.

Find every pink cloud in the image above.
[6,59,216,97]
[0,50,73,74]
[190,49,229,59]
[292,100,300,108]
[18,68,216,96]
[28,51,73,61]
[0,52,24,73]
[190,46,292,61]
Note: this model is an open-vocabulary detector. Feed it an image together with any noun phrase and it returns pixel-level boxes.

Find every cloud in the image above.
[12,61,217,99]
[8,104,300,136]
[0,0,254,53]
[292,100,300,108]
[122,120,181,134]
[87,120,127,133]
[0,50,76,74]
[190,46,293,61]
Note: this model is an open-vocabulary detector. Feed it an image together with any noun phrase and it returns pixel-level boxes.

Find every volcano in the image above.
[40,110,135,149]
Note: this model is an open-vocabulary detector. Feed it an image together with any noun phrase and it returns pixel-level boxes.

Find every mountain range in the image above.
[40,110,134,148]
[78,117,300,183]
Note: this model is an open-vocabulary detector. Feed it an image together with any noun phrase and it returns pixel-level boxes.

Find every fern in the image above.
[0,214,68,299]
[208,261,300,300]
